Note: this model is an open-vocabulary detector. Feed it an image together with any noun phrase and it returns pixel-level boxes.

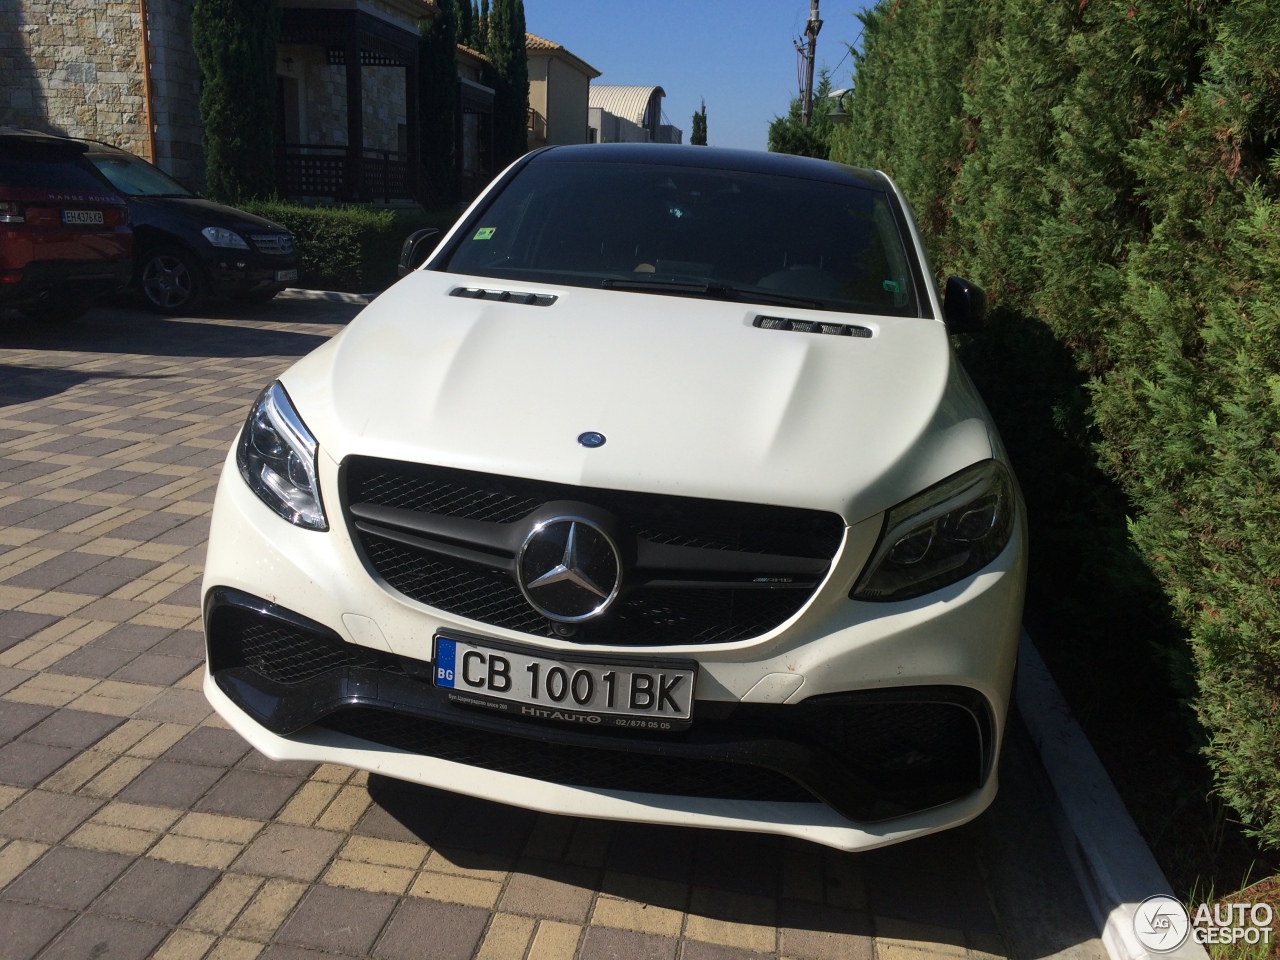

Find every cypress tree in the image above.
[191,0,281,201]
[477,0,489,54]
[455,0,474,49]
[420,0,458,207]
[691,100,707,145]
[487,0,528,169]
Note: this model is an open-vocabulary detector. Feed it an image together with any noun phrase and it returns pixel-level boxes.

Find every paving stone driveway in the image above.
[0,299,1106,960]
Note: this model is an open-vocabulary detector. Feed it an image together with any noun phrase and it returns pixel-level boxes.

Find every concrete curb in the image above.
[279,288,378,305]
[1016,631,1208,960]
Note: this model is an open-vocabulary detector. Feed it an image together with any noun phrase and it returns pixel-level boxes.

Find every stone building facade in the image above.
[1,0,205,188]
[3,0,430,199]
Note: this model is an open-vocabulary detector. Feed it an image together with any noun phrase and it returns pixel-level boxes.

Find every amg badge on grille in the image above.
[517,518,622,622]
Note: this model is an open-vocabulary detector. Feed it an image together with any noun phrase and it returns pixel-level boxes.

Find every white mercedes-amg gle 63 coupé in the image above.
[202,144,1026,851]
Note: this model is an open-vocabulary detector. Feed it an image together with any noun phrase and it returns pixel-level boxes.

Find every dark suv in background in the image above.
[0,128,132,322]
[82,143,299,314]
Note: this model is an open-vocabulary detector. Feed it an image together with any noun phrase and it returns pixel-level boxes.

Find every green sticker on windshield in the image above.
[473,227,496,240]
[882,279,900,293]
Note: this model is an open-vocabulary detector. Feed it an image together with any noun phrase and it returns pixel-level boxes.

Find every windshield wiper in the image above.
[600,278,823,309]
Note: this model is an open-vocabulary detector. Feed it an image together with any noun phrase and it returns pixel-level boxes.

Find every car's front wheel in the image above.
[138,246,207,314]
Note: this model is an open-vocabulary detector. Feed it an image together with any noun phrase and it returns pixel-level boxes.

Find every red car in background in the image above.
[0,128,132,322]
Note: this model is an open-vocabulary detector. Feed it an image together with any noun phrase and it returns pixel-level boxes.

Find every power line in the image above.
[828,25,864,83]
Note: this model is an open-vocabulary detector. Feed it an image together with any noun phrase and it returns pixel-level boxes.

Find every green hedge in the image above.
[832,0,1280,860]
[239,202,454,293]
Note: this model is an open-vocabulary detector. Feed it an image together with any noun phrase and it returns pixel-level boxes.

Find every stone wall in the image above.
[146,0,204,190]
[1,0,205,191]
[1,1,151,160]
[362,65,406,154]
[280,45,405,153]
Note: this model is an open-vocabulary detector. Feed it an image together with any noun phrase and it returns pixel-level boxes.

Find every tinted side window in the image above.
[0,148,116,194]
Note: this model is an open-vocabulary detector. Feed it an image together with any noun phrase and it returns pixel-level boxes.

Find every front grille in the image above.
[345,457,845,645]
[318,707,815,803]
[360,534,815,644]
[250,233,295,255]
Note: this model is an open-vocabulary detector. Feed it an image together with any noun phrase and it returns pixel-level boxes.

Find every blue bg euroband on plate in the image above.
[435,638,456,688]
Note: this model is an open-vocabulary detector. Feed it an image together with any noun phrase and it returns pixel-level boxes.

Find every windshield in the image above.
[88,152,194,197]
[442,159,920,316]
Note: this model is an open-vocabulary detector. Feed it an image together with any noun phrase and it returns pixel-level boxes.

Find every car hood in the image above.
[281,270,997,524]
[129,196,287,233]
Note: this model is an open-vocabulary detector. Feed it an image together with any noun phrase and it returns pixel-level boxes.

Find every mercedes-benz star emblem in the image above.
[517,517,622,622]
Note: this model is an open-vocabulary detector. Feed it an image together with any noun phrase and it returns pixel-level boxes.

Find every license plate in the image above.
[275,269,298,282]
[433,635,696,731]
[62,210,103,225]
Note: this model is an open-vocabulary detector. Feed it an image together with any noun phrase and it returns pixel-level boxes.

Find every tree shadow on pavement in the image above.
[363,740,1106,958]
[0,364,174,408]
[0,303,350,359]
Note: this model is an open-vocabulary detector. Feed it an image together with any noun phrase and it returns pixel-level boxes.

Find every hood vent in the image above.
[755,315,872,338]
[450,286,557,307]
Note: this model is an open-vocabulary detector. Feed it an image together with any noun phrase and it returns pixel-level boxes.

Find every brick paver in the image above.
[0,300,1107,960]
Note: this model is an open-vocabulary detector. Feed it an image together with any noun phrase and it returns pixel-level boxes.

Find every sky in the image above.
[521,0,873,152]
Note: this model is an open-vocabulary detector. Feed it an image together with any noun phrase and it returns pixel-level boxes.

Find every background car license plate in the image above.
[433,636,696,730]
[62,210,103,225]
[275,269,298,282]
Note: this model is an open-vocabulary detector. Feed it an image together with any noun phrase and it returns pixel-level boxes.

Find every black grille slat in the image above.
[362,537,548,633]
[345,457,844,645]
[318,708,815,803]
[354,471,540,522]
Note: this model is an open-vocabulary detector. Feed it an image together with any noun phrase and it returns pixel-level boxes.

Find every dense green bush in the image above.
[239,202,453,292]
[191,0,280,201]
[834,0,1280,852]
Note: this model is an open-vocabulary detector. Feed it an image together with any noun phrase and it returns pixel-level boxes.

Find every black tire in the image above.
[137,246,207,314]
[19,298,91,323]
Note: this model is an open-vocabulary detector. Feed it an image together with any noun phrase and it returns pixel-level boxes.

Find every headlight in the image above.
[236,382,327,530]
[202,226,249,249]
[851,460,1015,602]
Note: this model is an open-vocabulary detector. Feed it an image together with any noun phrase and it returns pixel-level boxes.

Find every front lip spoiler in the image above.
[204,587,994,825]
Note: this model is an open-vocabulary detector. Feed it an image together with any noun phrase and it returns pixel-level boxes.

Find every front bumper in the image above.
[202,445,1027,851]
[200,249,300,298]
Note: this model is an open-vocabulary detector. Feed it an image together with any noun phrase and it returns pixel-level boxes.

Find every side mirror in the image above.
[943,276,987,333]
[397,228,441,277]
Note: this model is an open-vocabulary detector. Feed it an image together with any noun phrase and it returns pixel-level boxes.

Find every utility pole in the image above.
[801,0,822,126]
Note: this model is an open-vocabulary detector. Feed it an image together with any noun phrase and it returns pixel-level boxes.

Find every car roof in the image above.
[531,143,885,191]
[75,139,132,156]
[0,127,89,154]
